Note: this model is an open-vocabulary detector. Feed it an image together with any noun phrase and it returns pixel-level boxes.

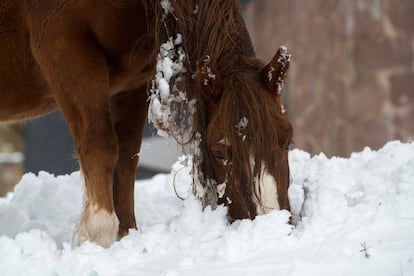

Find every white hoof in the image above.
[73,205,119,248]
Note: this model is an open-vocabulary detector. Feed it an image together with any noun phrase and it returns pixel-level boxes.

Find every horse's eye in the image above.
[215,151,226,161]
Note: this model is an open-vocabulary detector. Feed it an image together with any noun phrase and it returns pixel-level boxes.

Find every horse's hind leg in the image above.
[110,89,148,238]
[32,37,119,248]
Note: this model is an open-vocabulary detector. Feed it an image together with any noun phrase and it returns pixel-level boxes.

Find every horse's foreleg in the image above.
[32,38,119,248]
[72,109,119,248]
[110,89,148,238]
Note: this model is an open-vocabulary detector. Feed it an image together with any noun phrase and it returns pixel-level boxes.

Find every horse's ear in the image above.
[261,46,291,95]
[196,55,222,100]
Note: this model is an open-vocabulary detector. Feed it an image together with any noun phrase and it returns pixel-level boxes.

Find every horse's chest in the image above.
[89,2,155,95]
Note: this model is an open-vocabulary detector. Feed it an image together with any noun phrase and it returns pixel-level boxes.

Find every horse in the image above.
[0,0,293,248]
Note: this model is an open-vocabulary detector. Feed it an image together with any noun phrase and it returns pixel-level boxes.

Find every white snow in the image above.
[1,141,414,275]
[236,117,249,141]
[160,0,174,16]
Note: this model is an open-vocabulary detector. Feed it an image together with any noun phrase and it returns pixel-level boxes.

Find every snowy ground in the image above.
[0,141,413,276]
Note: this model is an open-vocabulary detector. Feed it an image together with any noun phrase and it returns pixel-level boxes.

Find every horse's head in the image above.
[148,0,292,221]
[193,47,293,220]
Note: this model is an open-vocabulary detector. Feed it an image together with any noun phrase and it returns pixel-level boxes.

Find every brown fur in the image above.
[0,0,292,246]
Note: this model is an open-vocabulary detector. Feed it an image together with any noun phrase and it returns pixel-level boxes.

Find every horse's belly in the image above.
[0,56,56,122]
[0,83,57,123]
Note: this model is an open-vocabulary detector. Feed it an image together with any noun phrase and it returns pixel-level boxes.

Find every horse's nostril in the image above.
[285,143,291,151]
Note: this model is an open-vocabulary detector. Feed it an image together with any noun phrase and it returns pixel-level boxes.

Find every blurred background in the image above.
[0,0,413,196]
[244,0,413,156]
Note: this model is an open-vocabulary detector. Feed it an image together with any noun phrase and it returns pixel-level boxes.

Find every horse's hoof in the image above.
[73,206,119,248]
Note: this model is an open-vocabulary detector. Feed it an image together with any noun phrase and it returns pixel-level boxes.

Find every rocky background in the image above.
[244,0,414,156]
[1,0,413,195]
[0,125,24,196]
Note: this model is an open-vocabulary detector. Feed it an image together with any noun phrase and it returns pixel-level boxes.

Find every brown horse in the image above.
[0,0,293,247]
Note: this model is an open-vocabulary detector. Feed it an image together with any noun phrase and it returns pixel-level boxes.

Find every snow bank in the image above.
[0,141,413,275]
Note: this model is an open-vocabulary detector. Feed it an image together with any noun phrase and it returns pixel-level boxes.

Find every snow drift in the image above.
[0,141,413,276]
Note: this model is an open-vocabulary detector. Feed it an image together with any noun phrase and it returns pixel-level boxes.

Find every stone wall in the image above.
[244,0,414,157]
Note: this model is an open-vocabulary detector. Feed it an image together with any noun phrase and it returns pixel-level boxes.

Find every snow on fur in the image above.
[148,35,187,138]
[0,141,414,275]
[148,0,191,139]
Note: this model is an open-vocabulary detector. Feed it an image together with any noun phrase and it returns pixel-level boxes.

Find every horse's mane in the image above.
[144,0,291,219]
[149,0,255,73]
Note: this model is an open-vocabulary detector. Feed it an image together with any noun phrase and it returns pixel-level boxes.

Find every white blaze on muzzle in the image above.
[251,157,280,215]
